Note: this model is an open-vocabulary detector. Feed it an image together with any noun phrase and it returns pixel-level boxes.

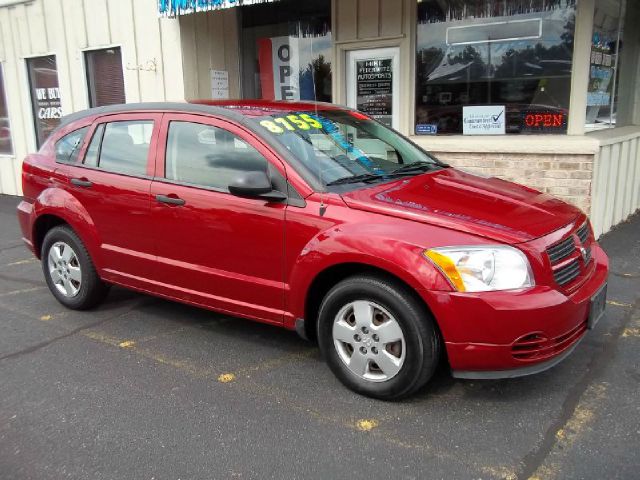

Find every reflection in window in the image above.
[416,0,576,135]
[27,55,62,147]
[98,121,153,176]
[0,65,13,155]
[55,127,88,164]
[240,0,332,102]
[586,0,625,130]
[165,121,267,191]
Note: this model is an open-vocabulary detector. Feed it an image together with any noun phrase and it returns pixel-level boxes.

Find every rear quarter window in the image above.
[55,127,89,164]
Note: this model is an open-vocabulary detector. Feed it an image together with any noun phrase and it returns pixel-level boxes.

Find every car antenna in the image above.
[307,26,327,217]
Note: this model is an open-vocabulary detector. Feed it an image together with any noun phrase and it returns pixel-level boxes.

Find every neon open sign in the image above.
[523,112,566,130]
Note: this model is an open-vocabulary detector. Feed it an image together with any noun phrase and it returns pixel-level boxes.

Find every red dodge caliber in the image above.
[17,101,609,399]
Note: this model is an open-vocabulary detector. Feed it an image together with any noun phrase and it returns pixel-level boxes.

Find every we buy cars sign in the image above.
[258,36,301,101]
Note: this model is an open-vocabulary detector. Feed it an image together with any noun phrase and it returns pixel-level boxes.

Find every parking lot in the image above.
[0,193,638,480]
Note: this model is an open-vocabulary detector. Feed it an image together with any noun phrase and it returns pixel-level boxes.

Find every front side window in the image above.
[165,121,267,191]
[55,127,89,164]
[250,109,442,190]
[92,121,153,176]
[27,55,62,147]
[0,64,13,155]
[85,47,126,108]
[415,0,576,135]
[240,0,332,102]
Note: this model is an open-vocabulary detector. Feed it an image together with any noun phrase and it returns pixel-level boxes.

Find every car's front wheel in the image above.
[317,275,440,400]
[41,225,109,310]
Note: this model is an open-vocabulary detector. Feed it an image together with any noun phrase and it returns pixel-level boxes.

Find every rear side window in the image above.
[165,121,267,191]
[55,127,89,164]
[83,120,153,176]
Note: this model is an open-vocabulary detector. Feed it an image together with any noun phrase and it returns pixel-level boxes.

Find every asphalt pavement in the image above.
[0,193,638,480]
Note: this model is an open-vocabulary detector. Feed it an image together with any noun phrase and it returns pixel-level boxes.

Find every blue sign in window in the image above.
[416,124,438,135]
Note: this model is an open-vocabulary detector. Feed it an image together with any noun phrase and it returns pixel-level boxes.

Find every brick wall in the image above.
[431,152,595,215]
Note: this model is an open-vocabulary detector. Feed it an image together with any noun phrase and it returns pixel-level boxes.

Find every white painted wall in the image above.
[0,0,185,196]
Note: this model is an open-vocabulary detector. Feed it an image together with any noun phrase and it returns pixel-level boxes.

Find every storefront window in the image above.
[85,47,126,108]
[240,0,332,102]
[0,65,13,155]
[27,55,62,148]
[586,0,625,130]
[416,0,576,135]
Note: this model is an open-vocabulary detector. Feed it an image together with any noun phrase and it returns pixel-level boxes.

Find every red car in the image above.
[17,100,608,400]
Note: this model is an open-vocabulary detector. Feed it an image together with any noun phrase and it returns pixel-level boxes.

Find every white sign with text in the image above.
[463,105,506,135]
[211,70,229,100]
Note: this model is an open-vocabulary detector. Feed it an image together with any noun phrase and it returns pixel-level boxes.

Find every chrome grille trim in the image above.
[547,236,575,264]
[576,222,589,244]
[553,259,581,285]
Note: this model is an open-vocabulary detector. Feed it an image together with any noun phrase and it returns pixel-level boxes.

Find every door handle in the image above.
[156,194,185,206]
[70,178,93,188]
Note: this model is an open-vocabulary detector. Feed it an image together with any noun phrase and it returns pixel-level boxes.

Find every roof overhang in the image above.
[159,0,280,17]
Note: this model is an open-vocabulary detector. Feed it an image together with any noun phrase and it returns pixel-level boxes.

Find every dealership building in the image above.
[0,0,638,237]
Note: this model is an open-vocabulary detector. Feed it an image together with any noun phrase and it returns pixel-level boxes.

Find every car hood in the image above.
[340,168,581,244]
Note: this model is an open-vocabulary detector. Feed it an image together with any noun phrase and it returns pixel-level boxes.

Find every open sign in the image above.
[523,111,567,131]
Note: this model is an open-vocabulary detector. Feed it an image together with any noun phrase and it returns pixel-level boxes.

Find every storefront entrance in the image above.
[346,47,400,130]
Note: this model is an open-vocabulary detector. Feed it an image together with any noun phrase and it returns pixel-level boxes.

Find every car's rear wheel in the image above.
[317,275,440,400]
[41,225,109,310]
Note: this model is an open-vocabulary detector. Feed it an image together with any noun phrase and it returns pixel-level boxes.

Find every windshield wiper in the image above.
[389,162,440,176]
[325,173,384,186]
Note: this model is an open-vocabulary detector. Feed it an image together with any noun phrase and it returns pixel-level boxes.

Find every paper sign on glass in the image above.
[463,106,506,135]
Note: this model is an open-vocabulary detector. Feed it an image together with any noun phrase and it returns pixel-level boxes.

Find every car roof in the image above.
[192,99,343,117]
[57,100,344,130]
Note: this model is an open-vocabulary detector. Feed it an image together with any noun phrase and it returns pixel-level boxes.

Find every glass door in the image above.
[346,47,400,130]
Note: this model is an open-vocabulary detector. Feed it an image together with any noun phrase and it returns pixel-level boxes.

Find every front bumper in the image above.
[422,244,609,379]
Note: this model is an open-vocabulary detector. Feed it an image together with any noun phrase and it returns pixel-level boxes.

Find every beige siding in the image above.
[0,0,184,196]
[590,127,640,238]
[179,8,241,101]
[335,0,404,42]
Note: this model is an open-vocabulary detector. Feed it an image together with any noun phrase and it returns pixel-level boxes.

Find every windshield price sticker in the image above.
[260,114,322,134]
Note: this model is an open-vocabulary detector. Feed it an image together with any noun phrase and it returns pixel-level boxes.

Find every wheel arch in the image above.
[301,262,445,348]
[32,214,69,258]
[31,188,101,267]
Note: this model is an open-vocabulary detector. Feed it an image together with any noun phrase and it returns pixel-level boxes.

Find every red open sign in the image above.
[524,113,565,129]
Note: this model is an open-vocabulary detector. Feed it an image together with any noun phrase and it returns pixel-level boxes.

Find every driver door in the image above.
[149,114,287,325]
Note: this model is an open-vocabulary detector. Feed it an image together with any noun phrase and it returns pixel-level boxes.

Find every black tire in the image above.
[317,275,440,400]
[41,225,109,310]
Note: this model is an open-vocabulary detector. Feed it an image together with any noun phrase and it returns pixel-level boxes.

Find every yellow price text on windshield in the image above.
[259,114,323,135]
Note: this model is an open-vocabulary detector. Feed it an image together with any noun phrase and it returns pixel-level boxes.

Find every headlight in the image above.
[424,246,534,292]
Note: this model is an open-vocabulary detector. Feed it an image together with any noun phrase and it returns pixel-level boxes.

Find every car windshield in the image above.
[249,109,444,189]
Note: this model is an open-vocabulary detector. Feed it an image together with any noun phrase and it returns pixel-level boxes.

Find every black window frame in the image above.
[26,55,62,148]
[84,47,126,108]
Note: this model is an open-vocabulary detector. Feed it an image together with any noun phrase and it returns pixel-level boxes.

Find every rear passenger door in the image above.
[65,113,162,283]
[149,114,287,324]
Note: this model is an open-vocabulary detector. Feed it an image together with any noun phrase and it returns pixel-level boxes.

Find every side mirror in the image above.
[228,170,287,202]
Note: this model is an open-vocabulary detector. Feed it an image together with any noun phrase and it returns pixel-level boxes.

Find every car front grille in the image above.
[546,236,575,263]
[576,222,589,244]
[546,221,594,289]
[553,258,581,285]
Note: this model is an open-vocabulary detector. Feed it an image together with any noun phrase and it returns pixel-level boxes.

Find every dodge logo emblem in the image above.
[579,246,587,261]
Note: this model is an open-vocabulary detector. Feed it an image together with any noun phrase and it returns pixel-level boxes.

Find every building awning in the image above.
[159,0,280,17]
